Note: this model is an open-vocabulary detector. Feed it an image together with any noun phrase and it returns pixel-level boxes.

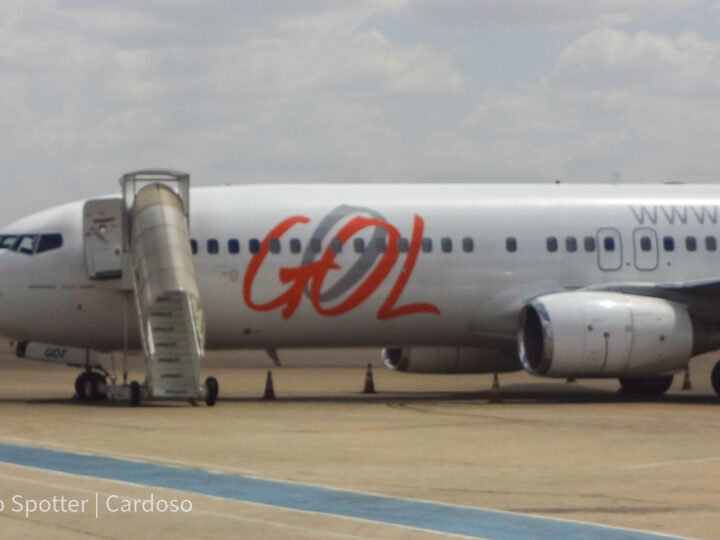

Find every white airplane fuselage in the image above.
[1,183,719,358]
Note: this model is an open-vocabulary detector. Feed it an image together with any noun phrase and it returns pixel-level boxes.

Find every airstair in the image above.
[102,170,217,406]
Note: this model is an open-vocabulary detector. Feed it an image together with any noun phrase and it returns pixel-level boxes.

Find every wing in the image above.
[583,277,720,319]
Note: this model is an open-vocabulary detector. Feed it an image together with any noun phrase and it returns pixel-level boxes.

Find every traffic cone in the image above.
[362,364,376,394]
[488,373,503,404]
[263,370,276,400]
[681,369,693,391]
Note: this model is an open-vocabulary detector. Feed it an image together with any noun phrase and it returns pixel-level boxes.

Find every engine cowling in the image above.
[518,292,693,377]
[382,347,519,374]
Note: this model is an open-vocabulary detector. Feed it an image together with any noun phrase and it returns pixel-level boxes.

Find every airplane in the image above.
[1,170,720,405]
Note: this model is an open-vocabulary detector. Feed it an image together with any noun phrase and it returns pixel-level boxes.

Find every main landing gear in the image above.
[618,375,674,395]
[711,361,720,397]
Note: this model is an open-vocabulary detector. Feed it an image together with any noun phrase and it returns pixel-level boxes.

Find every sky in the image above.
[2,0,720,224]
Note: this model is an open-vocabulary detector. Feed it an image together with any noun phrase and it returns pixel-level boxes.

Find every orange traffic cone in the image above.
[488,373,503,404]
[263,370,276,400]
[362,364,376,394]
[681,369,693,391]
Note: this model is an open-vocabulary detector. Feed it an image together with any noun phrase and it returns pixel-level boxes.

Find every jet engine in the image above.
[518,292,694,377]
[381,346,519,374]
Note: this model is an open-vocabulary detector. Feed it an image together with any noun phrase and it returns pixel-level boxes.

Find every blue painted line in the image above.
[0,443,679,540]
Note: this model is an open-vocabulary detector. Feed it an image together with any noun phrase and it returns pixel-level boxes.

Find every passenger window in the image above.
[375,237,387,253]
[290,238,302,254]
[228,239,240,254]
[565,237,577,252]
[506,237,517,253]
[441,237,452,253]
[310,238,321,254]
[706,236,717,252]
[269,238,281,254]
[686,236,697,252]
[36,234,63,253]
[584,236,596,252]
[249,238,260,254]
[546,237,558,253]
[207,239,219,255]
[190,239,198,255]
[422,238,433,253]
[640,236,652,252]
[331,238,342,254]
[462,237,474,253]
[354,238,365,253]
[0,235,18,250]
[603,237,615,252]
[663,236,674,251]
[398,238,409,253]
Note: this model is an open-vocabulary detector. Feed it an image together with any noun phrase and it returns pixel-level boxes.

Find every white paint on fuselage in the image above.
[1,183,719,351]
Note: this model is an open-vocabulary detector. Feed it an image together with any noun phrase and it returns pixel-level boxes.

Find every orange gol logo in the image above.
[243,205,440,320]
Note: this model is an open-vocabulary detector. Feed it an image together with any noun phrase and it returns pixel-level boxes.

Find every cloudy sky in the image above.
[2,0,720,224]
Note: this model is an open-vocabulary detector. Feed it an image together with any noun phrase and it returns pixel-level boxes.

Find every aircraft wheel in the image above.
[711,361,720,397]
[75,372,92,401]
[618,375,674,395]
[76,372,107,401]
[130,381,141,407]
[205,377,219,407]
[90,372,107,400]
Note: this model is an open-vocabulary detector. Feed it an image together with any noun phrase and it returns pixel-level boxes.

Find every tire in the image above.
[205,377,219,407]
[711,361,720,397]
[76,372,107,401]
[90,372,107,401]
[75,372,91,400]
[618,375,674,395]
[130,381,141,407]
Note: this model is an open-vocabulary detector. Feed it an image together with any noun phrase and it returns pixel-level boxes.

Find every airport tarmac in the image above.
[0,342,719,539]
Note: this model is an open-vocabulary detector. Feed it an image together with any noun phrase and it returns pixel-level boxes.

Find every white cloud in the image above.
[408,0,700,29]
[456,28,720,183]
[1,2,720,227]
[0,0,462,223]
[552,28,720,95]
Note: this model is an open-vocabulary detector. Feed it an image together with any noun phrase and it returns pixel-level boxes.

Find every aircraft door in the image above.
[596,228,623,271]
[83,199,123,279]
[632,228,659,271]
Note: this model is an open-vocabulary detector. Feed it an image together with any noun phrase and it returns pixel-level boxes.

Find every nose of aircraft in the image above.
[0,247,21,341]
[0,253,8,338]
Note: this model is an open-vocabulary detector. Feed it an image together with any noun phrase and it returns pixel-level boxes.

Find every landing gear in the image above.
[711,361,720,397]
[75,371,107,401]
[618,375,674,395]
[129,381,141,407]
[205,377,219,406]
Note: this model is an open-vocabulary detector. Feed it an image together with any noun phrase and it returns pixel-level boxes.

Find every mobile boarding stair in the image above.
[110,170,217,406]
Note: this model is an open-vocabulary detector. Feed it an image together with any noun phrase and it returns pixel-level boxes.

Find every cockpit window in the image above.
[16,235,38,255]
[0,235,18,250]
[37,234,63,253]
[0,233,63,254]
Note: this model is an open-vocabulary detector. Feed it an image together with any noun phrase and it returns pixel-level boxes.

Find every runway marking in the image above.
[0,436,259,476]
[0,442,681,540]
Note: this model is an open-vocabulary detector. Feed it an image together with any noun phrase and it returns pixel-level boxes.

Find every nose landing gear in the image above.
[74,370,108,401]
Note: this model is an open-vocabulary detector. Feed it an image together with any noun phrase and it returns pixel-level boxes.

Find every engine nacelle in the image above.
[382,346,519,374]
[518,292,693,377]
